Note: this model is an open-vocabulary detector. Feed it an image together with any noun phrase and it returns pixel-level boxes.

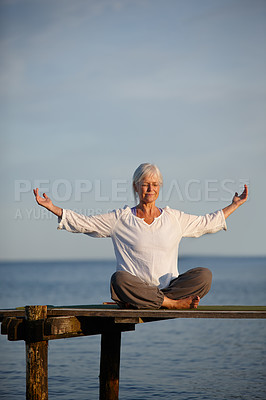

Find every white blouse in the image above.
[58,206,227,289]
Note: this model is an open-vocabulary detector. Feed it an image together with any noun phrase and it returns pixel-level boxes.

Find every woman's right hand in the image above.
[33,188,53,210]
[33,188,63,217]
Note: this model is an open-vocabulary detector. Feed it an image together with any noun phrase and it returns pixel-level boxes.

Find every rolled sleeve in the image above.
[57,209,67,231]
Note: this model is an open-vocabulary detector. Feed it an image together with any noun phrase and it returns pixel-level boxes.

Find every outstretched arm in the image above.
[222,184,248,219]
[33,188,63,217]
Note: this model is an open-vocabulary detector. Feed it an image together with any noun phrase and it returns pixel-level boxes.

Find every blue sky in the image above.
[1,0,265,261]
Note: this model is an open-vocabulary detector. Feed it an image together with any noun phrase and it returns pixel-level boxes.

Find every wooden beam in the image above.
[1,305,266,323]
[25,306,48,400]
[1,315,135,342]
[1,317,25,338]
[45,306,266,320]
[44,316,135,340]
[99,330,121,400]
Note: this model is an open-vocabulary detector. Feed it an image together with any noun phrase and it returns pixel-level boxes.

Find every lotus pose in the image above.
[33,163,248,309]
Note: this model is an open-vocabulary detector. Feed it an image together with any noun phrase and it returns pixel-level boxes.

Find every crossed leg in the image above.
[110,267,212,310]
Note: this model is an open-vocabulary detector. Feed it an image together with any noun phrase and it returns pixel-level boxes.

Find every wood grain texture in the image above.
[25,306,48,400]
[100,331,121,400]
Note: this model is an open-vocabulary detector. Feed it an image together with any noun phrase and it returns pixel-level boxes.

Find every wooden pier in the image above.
[1,304,266,399]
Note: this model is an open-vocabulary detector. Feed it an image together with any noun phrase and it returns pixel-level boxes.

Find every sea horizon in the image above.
[1,253,266,264]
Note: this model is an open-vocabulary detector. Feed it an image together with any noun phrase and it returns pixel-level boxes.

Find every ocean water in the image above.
[0,256,265,400]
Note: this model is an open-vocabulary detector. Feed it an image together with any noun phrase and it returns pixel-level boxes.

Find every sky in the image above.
[0,0,265,261]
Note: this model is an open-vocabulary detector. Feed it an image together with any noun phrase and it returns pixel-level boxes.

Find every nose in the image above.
[147,184,156,192]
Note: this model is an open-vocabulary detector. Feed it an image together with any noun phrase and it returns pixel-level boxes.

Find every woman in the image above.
[33,163,248,310]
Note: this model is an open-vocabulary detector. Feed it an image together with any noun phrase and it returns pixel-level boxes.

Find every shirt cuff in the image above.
[220,209,227,231]
[57,209,66,230]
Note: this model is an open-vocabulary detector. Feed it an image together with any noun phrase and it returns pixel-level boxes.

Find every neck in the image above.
[137,202,157,215]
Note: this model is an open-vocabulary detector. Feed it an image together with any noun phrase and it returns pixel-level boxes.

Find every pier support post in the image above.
[99,330,121,400]
[25,305,48,400]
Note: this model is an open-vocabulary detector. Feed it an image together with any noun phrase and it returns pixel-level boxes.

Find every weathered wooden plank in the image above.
[44,317,135,340]
[45,316,83,336]
[1,306,266,325]
[45,307,266,320]
[1,317,23,335]
[7,318,26,341]
[2,315,135,341]
[0,309,25,321]
[25,305,48,400]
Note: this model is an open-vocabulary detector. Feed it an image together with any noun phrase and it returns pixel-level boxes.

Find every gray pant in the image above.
[110,267,212,309]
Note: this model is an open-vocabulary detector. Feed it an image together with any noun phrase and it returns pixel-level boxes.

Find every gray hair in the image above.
[132,163,163,203]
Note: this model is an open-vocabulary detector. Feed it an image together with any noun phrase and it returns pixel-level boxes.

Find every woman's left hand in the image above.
[222,184,248,219]
[232,184,248,207]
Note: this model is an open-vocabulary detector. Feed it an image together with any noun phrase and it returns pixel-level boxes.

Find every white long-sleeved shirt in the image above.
[58,206,227,289]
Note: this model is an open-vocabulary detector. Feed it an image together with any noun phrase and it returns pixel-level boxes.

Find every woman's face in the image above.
[135,174,161,204]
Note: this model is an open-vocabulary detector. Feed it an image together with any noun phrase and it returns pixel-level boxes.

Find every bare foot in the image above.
[161,295,200,310]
